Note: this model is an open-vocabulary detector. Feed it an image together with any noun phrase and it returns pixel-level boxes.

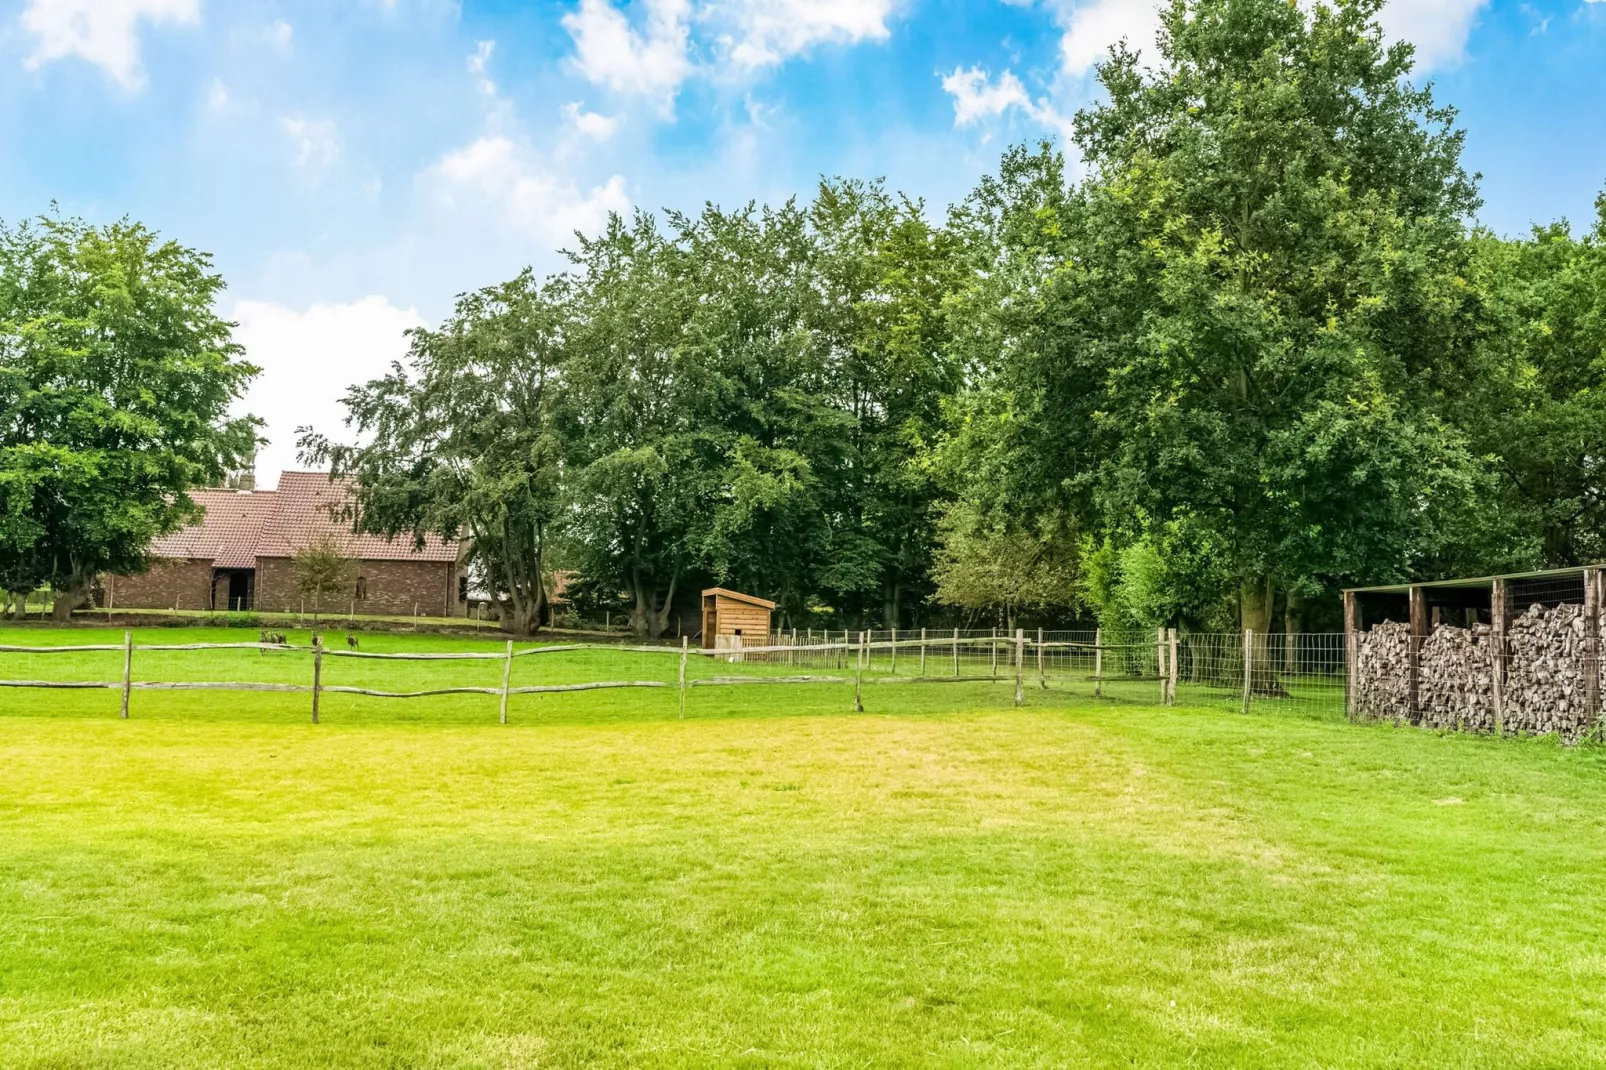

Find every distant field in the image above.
[2,628,1604,1067]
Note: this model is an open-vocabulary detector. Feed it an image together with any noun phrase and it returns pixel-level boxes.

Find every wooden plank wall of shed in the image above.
[713,598,771,642]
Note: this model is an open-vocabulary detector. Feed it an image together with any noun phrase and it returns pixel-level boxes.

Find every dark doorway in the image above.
[225,571,254,611]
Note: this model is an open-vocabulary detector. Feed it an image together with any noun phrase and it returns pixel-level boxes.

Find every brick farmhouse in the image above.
[106,472,467,618]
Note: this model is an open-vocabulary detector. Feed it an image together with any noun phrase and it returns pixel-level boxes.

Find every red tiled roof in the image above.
[150,489,278,569]
[148,472,461,567]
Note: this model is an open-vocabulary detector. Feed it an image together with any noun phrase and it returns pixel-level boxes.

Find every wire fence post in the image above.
[679,635,689,720]
[1095,627,1103,698]
[953,628,960,678]
[990,627,999,680]
[498,639,513,724]
[919,628,927,678]
[1037,627,1046,690]
[854,631,865,713]
[890,628,898,676]
[311,636,323,725]
[1241,629,1252,715]
[120,630,133,719]
[1168,628,1179,706]
[1014,628,1025,707]
[1157,628,1167,705]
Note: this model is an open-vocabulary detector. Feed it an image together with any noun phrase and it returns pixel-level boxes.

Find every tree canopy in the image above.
[314,0,1604,639]
[0,213,258,619]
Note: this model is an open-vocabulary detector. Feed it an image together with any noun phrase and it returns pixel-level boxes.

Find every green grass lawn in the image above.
[2,628,1605,1067]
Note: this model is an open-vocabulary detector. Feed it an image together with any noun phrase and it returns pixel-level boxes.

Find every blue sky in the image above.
[1,0,1603,483]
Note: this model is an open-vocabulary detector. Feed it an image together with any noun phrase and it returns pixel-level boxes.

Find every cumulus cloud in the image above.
[713,0,896,69]
[281,117,341,176]
[1044,0,1488,80]
[563,102,622,140]
[563,0,693,113]
[941,65,1074,140]
[427,136,630,245]
[231,296,426,484]
[20,0,198,88]
[1377,0,1490,70]
[468,39,497,96]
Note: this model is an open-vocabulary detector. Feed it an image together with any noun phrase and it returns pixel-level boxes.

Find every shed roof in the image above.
[702,587,777,610]
[147,473,460,567]
[1344,563,1605,596]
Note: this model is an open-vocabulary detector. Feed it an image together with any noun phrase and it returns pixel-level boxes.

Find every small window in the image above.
[355,577,368,601]
[458,576,469,601]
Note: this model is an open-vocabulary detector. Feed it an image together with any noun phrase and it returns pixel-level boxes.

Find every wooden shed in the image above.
[701,588,776,650]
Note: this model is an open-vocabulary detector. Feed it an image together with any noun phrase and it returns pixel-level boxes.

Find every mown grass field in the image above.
[2,627,1605,1067]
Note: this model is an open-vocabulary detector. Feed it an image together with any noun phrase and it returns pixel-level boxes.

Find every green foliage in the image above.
[292,534,354,625]
[929,501,1080,627]
[0,213,258,619]
[305,270,567,636]
[941,0,1488,635]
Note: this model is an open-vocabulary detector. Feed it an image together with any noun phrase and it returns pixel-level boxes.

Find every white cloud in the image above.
[427,136,630,246]
[941,65,1075,140]
[468,39,497,96]
[268,19,293,50]
[563,102,622,140]
[206,77,229,112]
[1377,0,1490,70]
[231,297,426,484]
[713,0,896,69]
[280,117,341,176]
[942,66,1031,125]
[563,0,692,113]
[1041,0,1488,80]
[20,0,198,89]
[1050,0,1163,78]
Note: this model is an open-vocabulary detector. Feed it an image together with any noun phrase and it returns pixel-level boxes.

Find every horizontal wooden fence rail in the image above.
[0,630,1263,722]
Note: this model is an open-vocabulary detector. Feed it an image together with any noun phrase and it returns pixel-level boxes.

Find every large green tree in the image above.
[943,0,1486,666]
[305,270,567,636]
[0,214,258,619]
[1459,198,1606,570]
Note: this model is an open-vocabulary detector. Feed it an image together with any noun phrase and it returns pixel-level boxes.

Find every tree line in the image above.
[3,0,1603,637]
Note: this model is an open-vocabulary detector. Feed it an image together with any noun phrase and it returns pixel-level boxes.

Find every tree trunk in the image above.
[1240,577,1287,697]
[1283,590,1302,674]
[52,582,89,623]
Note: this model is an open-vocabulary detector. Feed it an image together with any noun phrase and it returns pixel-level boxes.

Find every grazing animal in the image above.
[346,635,359,650]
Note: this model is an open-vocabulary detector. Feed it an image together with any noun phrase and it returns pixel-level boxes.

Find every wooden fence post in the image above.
[1157,628,1168,704]
[1492,579,1507,736]
[1095,628,1103,698]
[311,636,323,724]
[679,635,688,720]
[1241,629,1252,715]
[1014,629,1025,707]
[920,628,927,678]
[1168,628,1179,706]
[120,630,133,720]
[1343,590,1358,721]
[889,627,897,676]
[854,631,865,713]
[1037,627,1046,690]
[1407,585,1427,726]
[953,628,960,678]
[990,627,999,680]
[499,640,514,724]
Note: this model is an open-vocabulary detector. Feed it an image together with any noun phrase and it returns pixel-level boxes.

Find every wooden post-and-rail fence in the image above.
[0,632,1148,722]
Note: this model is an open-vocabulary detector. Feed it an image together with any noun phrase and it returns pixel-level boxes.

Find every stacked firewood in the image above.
[1504,602,1596,739]
[1354,621,1412,723]
[1417,624,1496,732]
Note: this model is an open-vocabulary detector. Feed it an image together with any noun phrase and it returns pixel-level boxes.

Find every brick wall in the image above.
[109,559,215,611]
[257,556,462,618]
